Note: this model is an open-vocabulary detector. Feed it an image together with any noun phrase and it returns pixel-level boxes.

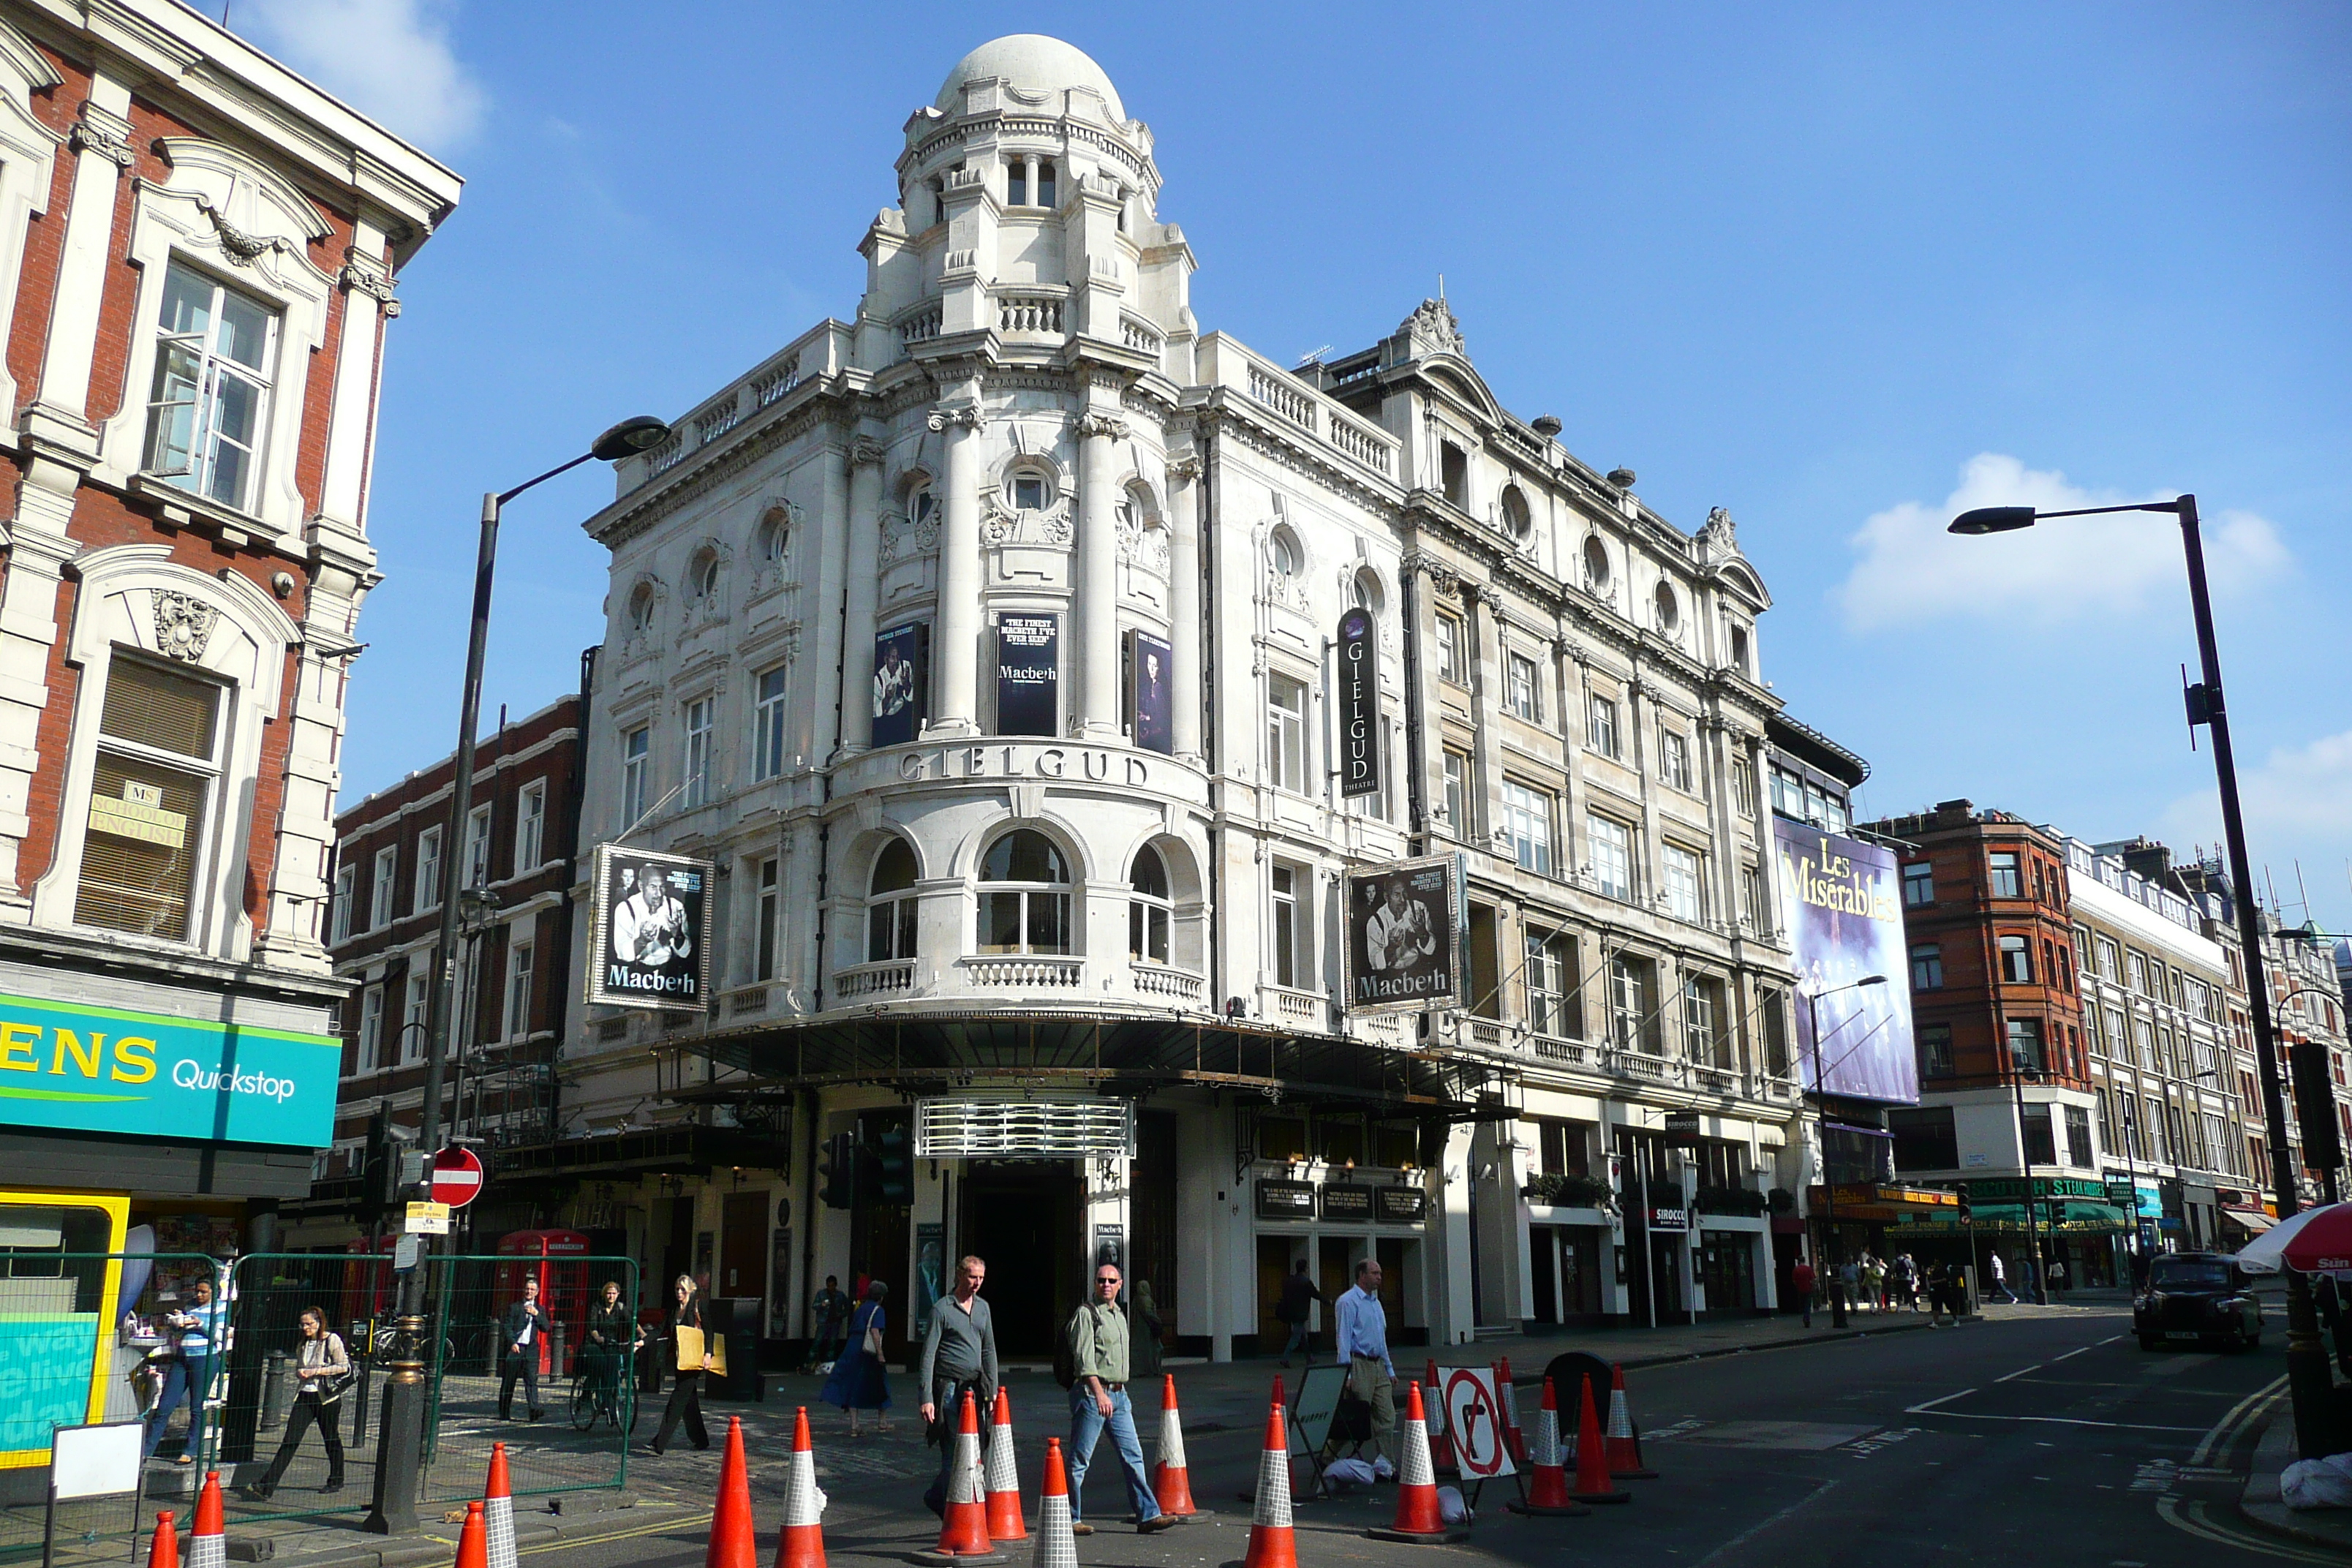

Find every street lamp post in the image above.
[1950,493,2342,1457]
[1806,974,1889,1330]
[364,415,668,1535]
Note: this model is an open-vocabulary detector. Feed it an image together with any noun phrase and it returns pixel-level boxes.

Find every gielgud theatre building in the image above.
[557,35,1869,1361]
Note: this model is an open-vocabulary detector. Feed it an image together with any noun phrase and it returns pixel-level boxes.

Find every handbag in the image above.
[861,1313,884,1360]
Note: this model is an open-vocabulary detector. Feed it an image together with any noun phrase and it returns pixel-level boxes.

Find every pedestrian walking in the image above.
[1989,1251,2018,1303]
[1836,1258,1861,1315]
[1063,1260,1177,1537]
[1130,1278,1164,1382]
[1333,1258,1396,1462]
[1891,1253,1918,1311]
[498,1273,552,1421]
[1790,1258,1817,1327]
[1275,1259,1321,1368]
[1863,1252,1888,1311]
[918,1257,998,1517]
[585,1279,638,1412]
[810,1275,851,1369]
[2047,1256,2068,1300]
[241,1307,349,1499]
[647,1275,712,1455]
[143,1272,227,1464]
[821,1279,893,1436]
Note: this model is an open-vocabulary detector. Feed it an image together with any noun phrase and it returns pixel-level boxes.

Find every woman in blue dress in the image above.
[821,1280,892,1436]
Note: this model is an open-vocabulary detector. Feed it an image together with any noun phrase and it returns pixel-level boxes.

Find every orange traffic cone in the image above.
[1505,1378,1588,1518]
[1424,1360,1455,1472]
[1243,1403,1299,1568]
[925,1390,999,1561]
[1569,1379,1629,1504]
[1030,1439,1076,1568]
[774,1406,826,1568]
[1152,1375,1197,1518]
[483,1441,517,1568]
[453,1502,487,1568]
[1366,1382,1466,1542]
[144,1511,177,1568]
[1605,1364,1657,1479]
[709,1416,758,1568]
[187,1474,225,1568]
[1495,1357,1526,1463]
[984,1388,1025,1541]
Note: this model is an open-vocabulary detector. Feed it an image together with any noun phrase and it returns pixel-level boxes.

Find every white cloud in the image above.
[2163,728,2352,866]
[1835,453,2288,633]
[238,0,486,153]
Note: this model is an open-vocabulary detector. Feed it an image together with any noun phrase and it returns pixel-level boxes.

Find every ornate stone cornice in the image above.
[69,106,134,167]
[851,435,888,467]
[337,247,402,316]
[1164,454,1202,483]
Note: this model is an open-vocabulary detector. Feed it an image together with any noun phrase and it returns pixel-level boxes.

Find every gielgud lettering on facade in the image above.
[897,745,1153,785]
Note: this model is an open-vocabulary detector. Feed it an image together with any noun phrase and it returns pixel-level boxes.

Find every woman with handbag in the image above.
[241,1308,349,1499]
[647,1275,711,1455]
[820,1280,892,1436]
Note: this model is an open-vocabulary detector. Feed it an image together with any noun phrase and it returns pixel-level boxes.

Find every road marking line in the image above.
[1904,1387,1977,1414]
[2190,1373,2288,1468]
[2160,1496,2343,1564]
[1910,1410,2206,1433]
[2051,1344,2095,1362]
[1993,1362,2043,1383]
[1690,1478,1841,1567]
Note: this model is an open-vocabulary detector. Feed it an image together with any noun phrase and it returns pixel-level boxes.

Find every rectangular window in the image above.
[75,657,227,942]
[2021,1103,2057,1166]
[1609,954,1653,1052]
[1729,623,1751,674]
[415,825,442,911]
[1999,933,2032,984]
[1267,675,1308,794]
[331,863,355,945]
[2065,1104,2094,1167]
[1918,1022,1954,1079]
[1506,652,1540,722]
[1732,753,1757,816]
[1526,930,1578,1039]
[466,803,491,887]
[2096,935,2119,979]
[1903,861,1934,907]
[144,262,278,513]
[621,725,650,827]
[1910,943,1943,990]
[1588,694,1619,759]
[1660,729,1692,792]
[402,973,429,1064]
[753,666,788,781]
[1989,851,2021,899]
[505,939,534,1041]
[1770,764,1807,821]
[683,696,714,808]
[356,984,384,1074]
[2006,1017,2046,1074]
[371,845,397,930]
[1436,612,1468,685]
[1739,862,1763,928]
[1588,814,1632,901]
[2127,950,2148,994]
[1680,973,1720,1063]
[1442,749,1470,837]
[1500,779,1555,875]
[515,783,545,872]
[1662,844,1704,923]
[755,856,780,981]
[1271,864,1303,989]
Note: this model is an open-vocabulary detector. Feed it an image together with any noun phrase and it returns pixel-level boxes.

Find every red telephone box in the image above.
[497,1229,589,1375]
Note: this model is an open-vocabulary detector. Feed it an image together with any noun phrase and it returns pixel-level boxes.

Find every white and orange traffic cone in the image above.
[774,1406,826,1568]
[1495,1357,1526,1464]
[1030,1439,1076,1568]
[1423,1359,1455,1473]
[1243,1403,1299,1568]
[187,1474,225,1568]
[709,1416,758,1568]
[453,1501,487,1568]
[1605,1363,1656,1480]
[483,1441,517,1568]
[1152,1374,1197,1518]
[984,1388,1025,1542]
[1505,1377,1587,1518]
[1569,1379,1628,1505]
[1365,1382,1466,1543]
[144,1511,177,1568]
[924,1389,1001,1562]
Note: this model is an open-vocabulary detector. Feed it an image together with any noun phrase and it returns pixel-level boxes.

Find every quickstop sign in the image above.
[430,1147,484,1208]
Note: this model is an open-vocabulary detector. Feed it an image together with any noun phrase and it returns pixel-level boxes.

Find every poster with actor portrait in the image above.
[1132,630,1173,754]
[1343,855,1460,1015]
[588,844,712,1013]
[872,621,929,747]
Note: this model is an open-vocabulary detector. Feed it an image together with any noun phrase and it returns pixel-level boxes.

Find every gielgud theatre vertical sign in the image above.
[588,844,713,1012]
[1773,819,1918,1104]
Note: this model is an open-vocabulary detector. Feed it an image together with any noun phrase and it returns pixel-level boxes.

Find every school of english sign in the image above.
[0,990,339,1149]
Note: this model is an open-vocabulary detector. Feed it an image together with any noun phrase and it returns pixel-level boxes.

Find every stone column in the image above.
[1075,411,1126,736]
[928,405,984,736]
[1165,453,1203,763]
[840,437,886,753]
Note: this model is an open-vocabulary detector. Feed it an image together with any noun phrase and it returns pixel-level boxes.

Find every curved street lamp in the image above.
[1806,973,1888,1328]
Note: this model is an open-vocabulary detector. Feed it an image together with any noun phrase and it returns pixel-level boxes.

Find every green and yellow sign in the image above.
[0,990,339,1149]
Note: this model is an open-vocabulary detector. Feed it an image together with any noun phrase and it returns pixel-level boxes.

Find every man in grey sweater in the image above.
[919,1254,999,1517]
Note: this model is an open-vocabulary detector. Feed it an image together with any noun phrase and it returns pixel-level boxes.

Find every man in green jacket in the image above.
[1063,1262,1177,1536]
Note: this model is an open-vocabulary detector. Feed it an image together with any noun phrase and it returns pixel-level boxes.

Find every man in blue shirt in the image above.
[144,1273,227,1463]
[1331,1259,1394,1462]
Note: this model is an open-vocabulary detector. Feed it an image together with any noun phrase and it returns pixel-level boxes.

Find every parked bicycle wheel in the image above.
[570,1373,598,1431]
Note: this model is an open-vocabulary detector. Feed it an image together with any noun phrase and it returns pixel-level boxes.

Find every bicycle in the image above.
[570,1346,637,1432]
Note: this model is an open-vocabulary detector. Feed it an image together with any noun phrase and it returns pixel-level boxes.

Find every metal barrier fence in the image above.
[0,1252,639,1558]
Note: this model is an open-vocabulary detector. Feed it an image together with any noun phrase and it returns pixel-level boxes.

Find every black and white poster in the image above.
[1335,608,1379,798]
[587,844,712,1013]
[1343,854,1460,1015]
[995,613,1058,736]
[872,621,929,747]
[1131,630,1173,755]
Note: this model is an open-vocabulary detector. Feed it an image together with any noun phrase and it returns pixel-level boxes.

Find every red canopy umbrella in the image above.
[2236,1202,2352,1274]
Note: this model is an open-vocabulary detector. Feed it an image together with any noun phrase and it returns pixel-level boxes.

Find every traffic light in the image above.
[1956,1202,1974,1228]
[818,1131,856,1210]
[361,1107,391,1221]
[873,1123,913,1206]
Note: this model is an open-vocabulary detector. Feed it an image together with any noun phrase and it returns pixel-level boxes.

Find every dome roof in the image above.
[935,34,1125,123]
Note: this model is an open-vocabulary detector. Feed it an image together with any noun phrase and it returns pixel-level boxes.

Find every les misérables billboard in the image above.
[1774,818,1918,1104]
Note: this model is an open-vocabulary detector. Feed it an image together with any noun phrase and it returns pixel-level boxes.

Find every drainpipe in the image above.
[546,646,598,1142]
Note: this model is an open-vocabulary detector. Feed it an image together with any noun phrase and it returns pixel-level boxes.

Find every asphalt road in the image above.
[535,1307,2311,1568]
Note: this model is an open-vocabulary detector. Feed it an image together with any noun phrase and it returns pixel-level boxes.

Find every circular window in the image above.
[1582,535,1610,587]
[627,581,656,631]
[1269,529,1302,579]
[1501,485,1532,539]
[1655,581,1680,632]
[690,547,722,600]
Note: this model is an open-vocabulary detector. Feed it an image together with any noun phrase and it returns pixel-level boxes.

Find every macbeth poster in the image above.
[1132,630,1174,754]
[872,621,929,747]
[1343,855,1460,1015]
[995,613,1059,736]
[1773,818,1918,1104]
[588,844,712,1014]
[1336,608,1379,798]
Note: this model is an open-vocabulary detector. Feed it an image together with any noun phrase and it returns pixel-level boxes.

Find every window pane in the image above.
[101,659,219,759]
[216,290,271,369]
[1028,890,1069,953]
[76,752,209,940]
[979,891,1022,954]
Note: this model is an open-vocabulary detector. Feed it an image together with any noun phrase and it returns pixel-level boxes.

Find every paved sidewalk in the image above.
[2239,1398,2352,1552]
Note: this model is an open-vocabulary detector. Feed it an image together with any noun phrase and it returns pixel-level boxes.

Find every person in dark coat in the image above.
[647,1275,711,1455]
[821,1281,892,1436]
[1276,1259,1322,1367]
[1129,1278,1164,1381]
[499,1273,552,1421]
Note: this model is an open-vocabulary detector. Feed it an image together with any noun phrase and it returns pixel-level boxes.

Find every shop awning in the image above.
[2222,1209,2277,1234]
[1891,1199,2133,1237]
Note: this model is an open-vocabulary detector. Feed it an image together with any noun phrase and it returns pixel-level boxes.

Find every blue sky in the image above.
[235,1,2352,932]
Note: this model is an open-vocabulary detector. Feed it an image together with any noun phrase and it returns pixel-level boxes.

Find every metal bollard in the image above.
[260,1349,292,1431]
[547,1323,567,1382]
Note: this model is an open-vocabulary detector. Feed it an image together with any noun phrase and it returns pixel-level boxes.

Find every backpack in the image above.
[1053,1301,1086,1390]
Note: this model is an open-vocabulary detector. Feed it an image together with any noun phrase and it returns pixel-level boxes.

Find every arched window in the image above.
[756,508,789,563]
[979,829,1070,955]
[867,839,919,962]
[627,581,656,633]
[1501,485,1532,539]
[1268,529,1302,581]
[1007,464,1052,512]
[1128,845,1170,965]
[690,546,721,601]
[1654,581,1680,633]
[1351,568,1384,615]
[1581,535,1610,589]
[909,484,936,528]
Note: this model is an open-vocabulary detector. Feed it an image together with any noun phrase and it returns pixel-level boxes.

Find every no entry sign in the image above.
[1440,1366,1515,1478]
[430,1146,484,1208]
